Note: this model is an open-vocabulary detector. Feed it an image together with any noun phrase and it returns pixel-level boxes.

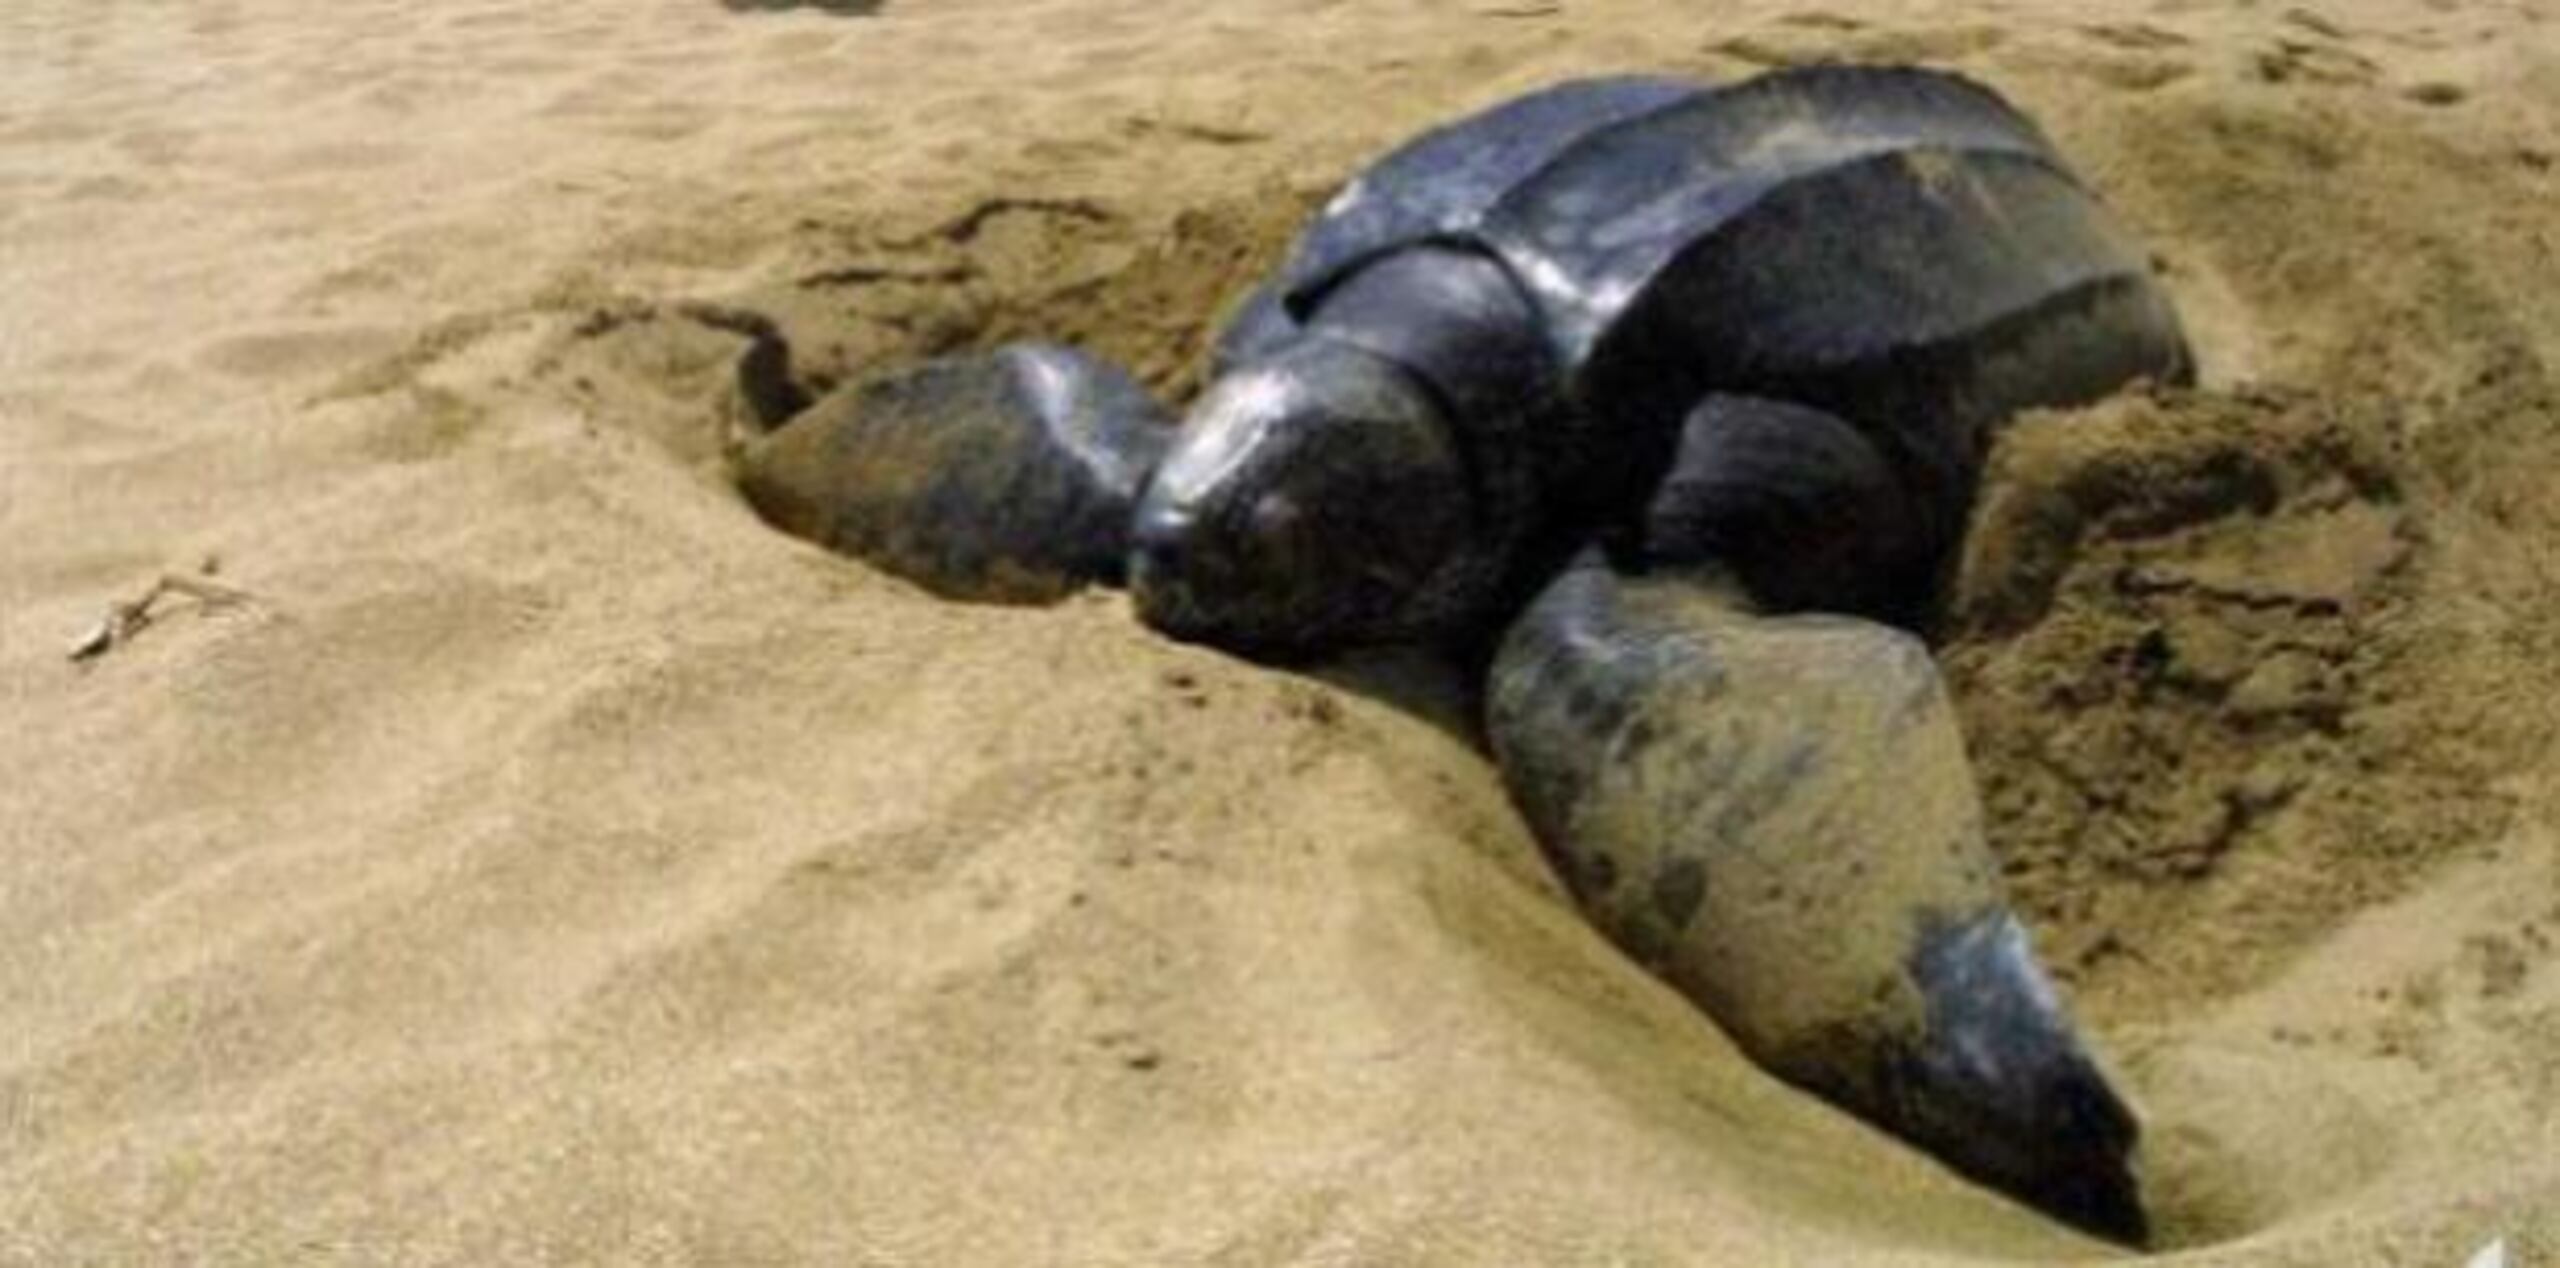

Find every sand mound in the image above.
[4,0,2555,1262]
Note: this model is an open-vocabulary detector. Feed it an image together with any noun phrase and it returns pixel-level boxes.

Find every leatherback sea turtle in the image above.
[739,64,2190,1244]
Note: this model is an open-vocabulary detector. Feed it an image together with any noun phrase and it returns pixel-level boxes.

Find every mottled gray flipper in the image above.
[738,342,1170,601]
[1485,552,2146,1245]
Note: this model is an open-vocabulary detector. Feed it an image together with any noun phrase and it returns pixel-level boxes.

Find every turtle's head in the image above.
[1129,340,1477,654]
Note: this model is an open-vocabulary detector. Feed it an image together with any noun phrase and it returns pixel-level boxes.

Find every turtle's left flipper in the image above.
[1486,550,2147,1246]
[737,342,1172,602]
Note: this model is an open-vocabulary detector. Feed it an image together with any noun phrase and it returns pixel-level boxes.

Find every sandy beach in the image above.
[4,0,2556,1262]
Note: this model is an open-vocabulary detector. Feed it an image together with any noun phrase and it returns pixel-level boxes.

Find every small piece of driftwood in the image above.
[68,573,258,663]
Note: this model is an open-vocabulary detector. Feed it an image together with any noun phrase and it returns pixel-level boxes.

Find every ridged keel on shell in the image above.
[1470,66,2191,601]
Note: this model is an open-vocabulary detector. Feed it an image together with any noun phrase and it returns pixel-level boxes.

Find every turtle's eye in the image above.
[1249,492,1302,538]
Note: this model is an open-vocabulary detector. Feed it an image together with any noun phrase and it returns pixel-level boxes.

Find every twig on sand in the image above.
[68,570,258,664]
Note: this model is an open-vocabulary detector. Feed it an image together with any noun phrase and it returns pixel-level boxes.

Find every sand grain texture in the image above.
[5,1,2557,1263]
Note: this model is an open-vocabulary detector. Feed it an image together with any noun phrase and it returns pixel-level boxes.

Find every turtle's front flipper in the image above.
[1486,551,2146,1246]
[737,342,1172,602]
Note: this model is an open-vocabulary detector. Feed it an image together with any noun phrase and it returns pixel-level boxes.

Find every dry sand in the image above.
[4,0,2557,1263]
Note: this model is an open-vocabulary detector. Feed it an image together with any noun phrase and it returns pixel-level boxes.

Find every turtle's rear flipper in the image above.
[1628,393,1940,629]
[737,342,1172,602]
[1485,552,2146,1246]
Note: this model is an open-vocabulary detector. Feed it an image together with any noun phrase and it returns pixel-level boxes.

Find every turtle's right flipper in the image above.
[1484,550,2147,1246]
[737,342,1172,603]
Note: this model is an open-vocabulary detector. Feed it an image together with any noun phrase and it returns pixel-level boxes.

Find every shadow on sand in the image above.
[720,0,884,16]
